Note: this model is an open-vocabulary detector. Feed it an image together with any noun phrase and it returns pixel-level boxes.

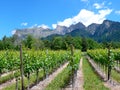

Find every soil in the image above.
[1,70,17,77]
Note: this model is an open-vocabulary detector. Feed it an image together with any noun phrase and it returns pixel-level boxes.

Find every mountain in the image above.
[68,22,86,32]
[14,27,56,40]
[93,20,120,42]
[55,25,68,35]
[67,20,120,42]
[87,23,100,35]
[13,20,120,42]
[13,22,86,40]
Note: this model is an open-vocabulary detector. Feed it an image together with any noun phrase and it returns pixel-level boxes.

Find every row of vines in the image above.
[0,45,81,90]
[0,49,70,89]
[87,48,120,80]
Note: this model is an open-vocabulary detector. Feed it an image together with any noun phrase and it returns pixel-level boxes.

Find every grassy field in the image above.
[83,58,109,90]
[45,66,71,90]
[111,69,120,83]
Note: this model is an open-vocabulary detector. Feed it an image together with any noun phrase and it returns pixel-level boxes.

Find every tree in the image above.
[2,35,14,49]
[87,38,100,49]
[32,39,45,50]
[51,37,66,50]
[43,40,51,49]
[81,37,88,51]
[64,35,74,45]
[23,35,34,49]
[0,40,4,50]
[72,37,82,49]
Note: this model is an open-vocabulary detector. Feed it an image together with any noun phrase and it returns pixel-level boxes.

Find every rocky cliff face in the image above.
[87,23,100,35]
[14,27,55,40]
[93,20,120,41]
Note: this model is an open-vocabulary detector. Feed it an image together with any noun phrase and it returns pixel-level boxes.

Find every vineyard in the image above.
[0,45,81,90]
[1,47,120,90]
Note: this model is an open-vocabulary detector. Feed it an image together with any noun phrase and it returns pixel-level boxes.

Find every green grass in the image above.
[111,69,120,83]
[100,64,120,83]
[0,71,20,84]
[83,58,109,90]
[45,66,71,90]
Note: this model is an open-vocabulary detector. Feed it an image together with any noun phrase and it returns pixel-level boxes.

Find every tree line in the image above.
[0,35,120,51]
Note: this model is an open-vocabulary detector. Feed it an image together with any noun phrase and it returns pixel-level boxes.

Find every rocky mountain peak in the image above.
[87,23,100,35]
[103,20,112,28]
[55,25,67,34]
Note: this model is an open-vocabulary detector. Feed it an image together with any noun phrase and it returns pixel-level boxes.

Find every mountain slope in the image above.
[93,20,120,42]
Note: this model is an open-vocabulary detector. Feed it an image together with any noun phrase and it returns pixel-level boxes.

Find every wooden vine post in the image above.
[20,44,24,90]
[70,44,74,89]
[107,43,114,80]
[108,45,111,80]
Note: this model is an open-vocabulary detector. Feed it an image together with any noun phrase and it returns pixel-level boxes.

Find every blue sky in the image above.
[0,0,120,39]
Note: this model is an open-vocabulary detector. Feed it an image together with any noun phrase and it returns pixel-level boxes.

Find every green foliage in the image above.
[23,35,34,49]
[1,34,116,50]
[0,50,19,74]
[87,49,108,67]
[0,36,15,50]
[51,37,67,50]
[87,49,116,80]
[87,38,100,49]
[69,50,81,71]
[0,50,70,89]
[81,37,88,52]
[45,67,71,90]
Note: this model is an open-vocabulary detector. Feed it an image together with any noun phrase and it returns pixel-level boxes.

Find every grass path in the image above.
[86,55,120,90]
[83,58,109,90]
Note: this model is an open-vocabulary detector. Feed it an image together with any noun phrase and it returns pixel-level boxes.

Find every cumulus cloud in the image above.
[21,22,28,26]
[52,24,57,29]
[115,10,120,15]
[11,30,16,35]
[52,9,112,28]
[93,2,105,9]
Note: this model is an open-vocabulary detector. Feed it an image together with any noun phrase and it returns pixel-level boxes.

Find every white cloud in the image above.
[58,18,73,27]
[38,24,50,29]
[52,24,57,29]
[52,8,112,28]
[93,2,105,9]
[115,10,120,15]
[11,30,16,35]
[21,22,28,26]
